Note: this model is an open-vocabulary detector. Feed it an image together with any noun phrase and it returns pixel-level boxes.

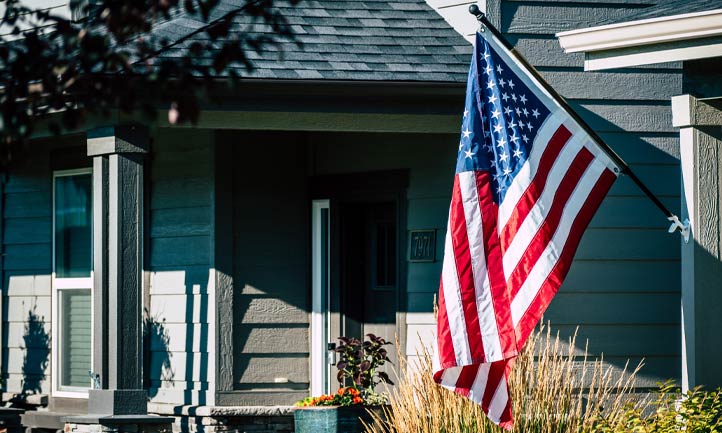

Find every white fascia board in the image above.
[557,8,722,54]
[584,39,722,71]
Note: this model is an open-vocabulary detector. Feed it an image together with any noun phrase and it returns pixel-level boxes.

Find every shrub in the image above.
[336,334,394,392]
[295,334,394,407]
[592,381,722,433]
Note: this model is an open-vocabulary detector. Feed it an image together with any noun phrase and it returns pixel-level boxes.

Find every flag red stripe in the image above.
[454,365,481,397]
[499,125,572,251]
[475,172,517,358]
[514,168,617,345]
[496,360,515,429]
[450,177,486,363]
[481,360,508,411]
[507,147,594,299]
[436,280,458,368]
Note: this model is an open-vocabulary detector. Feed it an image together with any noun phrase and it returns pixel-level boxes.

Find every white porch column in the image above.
[672,94,722,391]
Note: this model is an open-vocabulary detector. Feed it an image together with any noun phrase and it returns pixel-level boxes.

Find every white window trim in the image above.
[51,168,93,399]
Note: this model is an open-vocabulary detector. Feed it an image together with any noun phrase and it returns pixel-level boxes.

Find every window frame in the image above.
[51,168,94,398]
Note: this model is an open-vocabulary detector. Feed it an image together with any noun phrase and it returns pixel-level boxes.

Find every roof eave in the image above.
[556,8,722,70]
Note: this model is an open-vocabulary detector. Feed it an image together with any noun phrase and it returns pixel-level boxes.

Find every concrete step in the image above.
[21,411,74,431]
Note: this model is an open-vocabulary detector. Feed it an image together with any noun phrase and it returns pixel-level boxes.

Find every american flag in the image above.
[434,30,620,429]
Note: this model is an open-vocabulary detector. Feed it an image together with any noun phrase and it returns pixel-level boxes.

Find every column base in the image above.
[87,390,147,416]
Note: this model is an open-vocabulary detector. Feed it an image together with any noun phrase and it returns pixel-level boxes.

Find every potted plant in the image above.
[294,334,394,433]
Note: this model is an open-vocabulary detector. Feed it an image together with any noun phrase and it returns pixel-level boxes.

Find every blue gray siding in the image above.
[148,129,215,405]
[2,145,52,395]
[228,131,310,405]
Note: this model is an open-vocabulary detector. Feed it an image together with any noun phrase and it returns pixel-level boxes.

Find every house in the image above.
[0,1,684,432]
[557,0,722,393]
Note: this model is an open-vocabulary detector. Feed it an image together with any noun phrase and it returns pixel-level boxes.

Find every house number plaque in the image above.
[409,229,436,262]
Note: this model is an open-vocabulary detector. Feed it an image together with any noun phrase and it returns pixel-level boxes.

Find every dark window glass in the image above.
[55,174,92,278]
[375,223,396,288]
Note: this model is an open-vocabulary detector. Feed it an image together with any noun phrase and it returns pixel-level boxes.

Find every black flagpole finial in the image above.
[468,4,485,22]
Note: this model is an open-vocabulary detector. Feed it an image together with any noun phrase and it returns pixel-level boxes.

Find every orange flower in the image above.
[353,397,363,404]
[337,387,346,395]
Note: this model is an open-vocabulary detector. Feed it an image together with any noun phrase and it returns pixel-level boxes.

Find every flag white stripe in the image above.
[458,171,503,362]
[497,112,566,232]
[442,215,473,366]
[468,363,492,403]
[511,153,608,326]
[502,133,586,280]
[439,366,462,389]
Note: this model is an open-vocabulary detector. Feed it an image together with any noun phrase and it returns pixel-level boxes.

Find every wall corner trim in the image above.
[672,94,722,128]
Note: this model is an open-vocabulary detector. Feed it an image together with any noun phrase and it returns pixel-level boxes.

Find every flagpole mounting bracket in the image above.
[668,215,691,243]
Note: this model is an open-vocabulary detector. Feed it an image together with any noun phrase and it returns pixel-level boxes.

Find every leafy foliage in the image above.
[592,381,722,433]
[336,334,394,393]
[295,334,394,408]
[0,0,300,168]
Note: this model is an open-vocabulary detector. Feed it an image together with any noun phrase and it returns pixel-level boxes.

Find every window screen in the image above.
[60,289,92,388]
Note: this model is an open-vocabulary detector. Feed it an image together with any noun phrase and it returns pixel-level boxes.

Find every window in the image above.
[52,169,93,395]
[374,222,396,288]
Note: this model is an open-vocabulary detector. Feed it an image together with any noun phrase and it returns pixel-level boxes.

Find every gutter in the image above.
[557,8,722,54]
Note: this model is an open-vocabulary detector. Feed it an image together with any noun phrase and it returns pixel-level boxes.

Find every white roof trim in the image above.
[557,8,722,54]
[584,39,722,71]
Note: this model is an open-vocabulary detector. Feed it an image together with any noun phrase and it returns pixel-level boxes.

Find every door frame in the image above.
[311,199,331,396]
[310,170,408,395]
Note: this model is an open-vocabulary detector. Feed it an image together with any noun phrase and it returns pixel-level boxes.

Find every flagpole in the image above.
[467,5,689,238]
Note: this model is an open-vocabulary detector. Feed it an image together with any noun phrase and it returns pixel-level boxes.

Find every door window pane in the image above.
[60,289,92,388]
[375,223,396,288]
[54,174,92,278]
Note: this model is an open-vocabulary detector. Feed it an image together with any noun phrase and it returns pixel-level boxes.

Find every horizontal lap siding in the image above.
[3,145,53,395]
[522,0,681,385]
[148,129,214,405]
[229,131,310,403]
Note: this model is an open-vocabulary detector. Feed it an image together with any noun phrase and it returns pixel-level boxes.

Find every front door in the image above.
[338,202,397,345]
[311,172,406,395]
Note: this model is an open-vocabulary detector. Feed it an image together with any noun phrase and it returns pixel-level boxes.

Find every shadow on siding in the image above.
[144,309,174,398]
[21,302,50,395]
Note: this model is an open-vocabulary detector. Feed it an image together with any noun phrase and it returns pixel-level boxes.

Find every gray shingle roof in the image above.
[152,1,472,83]
[605,0,722,24]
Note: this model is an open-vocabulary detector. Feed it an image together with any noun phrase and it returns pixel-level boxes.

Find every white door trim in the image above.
[311,200,331,396]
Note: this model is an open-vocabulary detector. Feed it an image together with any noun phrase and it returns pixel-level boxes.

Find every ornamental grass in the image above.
[364,323,644,433]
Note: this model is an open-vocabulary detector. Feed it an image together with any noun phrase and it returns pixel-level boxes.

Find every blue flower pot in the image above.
[293,406,386,433]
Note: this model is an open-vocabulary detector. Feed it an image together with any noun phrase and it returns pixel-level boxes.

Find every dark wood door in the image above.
[339,202,398,342]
